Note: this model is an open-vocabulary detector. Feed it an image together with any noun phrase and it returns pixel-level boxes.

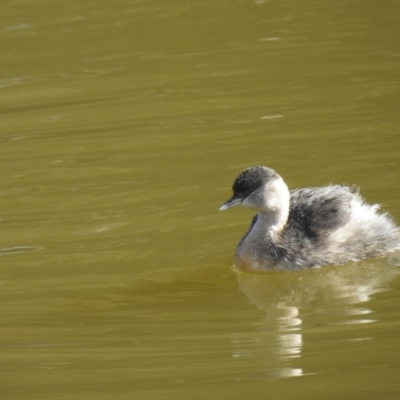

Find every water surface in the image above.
[1,0,400,399]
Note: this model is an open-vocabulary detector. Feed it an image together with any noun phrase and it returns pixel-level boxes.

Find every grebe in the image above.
[219,166,400,271]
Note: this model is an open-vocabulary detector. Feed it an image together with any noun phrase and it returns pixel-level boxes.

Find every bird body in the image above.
[220,166,400,271]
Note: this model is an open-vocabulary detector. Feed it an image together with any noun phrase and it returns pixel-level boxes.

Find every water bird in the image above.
[219,166,400,271]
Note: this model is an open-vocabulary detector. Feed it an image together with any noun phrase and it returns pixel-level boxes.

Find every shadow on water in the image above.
[87,254,400,383]
[233,255,400,379]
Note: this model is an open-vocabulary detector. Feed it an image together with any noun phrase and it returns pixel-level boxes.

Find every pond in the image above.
[1,0,399,399]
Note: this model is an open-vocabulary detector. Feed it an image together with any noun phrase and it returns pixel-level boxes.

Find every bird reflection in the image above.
[233,257,400,380]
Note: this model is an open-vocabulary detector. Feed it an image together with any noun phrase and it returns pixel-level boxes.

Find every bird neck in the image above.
[257,178,290,239]
[257,205,289,241]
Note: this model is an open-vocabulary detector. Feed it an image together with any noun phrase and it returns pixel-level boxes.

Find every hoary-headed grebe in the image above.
[219,166,400,271]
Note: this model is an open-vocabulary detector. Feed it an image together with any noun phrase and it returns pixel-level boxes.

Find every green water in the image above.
[1,0,400,399]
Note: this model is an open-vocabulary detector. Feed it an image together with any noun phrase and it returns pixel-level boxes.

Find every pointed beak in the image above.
[218,197,242,211]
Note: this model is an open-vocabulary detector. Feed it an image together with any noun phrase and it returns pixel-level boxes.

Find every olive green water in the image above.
[1,0,400,398]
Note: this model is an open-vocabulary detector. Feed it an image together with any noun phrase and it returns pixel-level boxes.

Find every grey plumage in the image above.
[220,166,400,271]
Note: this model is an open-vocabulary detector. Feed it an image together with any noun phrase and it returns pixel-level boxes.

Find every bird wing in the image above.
[288,185,354,240]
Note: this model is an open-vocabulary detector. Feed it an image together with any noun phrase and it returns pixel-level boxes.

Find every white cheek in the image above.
[242,197,258,210]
